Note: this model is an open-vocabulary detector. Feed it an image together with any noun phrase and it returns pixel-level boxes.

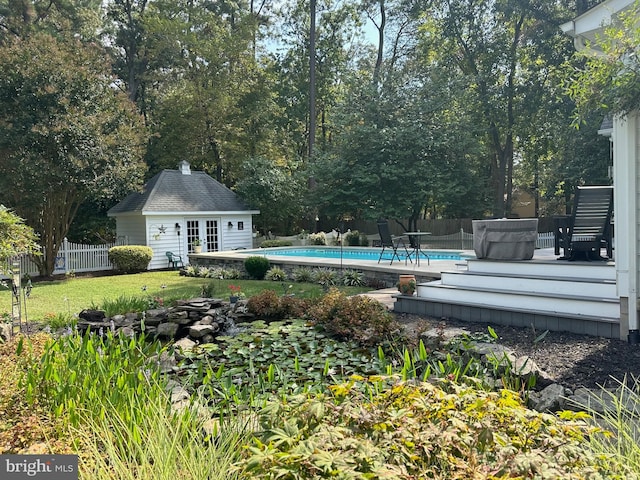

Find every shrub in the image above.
[200,282,215,297]
[265,267,287,281]
[239,379,614,479]
[308,232,326,245]
[244,256,270,279]
[260,240,293,248]
[291,267,313,283]
[247,290,308,320]
[345,230,361,246]
[307,288,399,346]
[42,312,76,329]
[225,268,242,279]
[341,269,366,287]
[247,290,281,318]
[313,267,338,287]
[108,245,153,273]
[359,233,369,246]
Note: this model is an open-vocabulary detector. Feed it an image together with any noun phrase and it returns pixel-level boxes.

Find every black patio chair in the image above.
[377,220,412,264]
[554,185,614,261]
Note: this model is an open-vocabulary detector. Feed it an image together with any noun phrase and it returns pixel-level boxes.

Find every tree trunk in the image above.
[373,0,385,86]
[31,189,81,276]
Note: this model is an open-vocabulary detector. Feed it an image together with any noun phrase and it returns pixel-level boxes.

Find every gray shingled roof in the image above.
[108,168,254,215]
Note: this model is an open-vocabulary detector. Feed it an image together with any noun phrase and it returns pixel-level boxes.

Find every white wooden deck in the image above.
[395,249,621,339]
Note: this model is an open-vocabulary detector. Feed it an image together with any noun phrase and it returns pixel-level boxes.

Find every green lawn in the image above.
[0,271,370,321]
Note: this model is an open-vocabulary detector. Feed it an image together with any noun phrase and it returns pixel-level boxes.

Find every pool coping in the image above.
[187,246,474,284]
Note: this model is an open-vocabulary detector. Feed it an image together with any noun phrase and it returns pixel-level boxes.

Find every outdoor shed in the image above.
[108,161,259,270]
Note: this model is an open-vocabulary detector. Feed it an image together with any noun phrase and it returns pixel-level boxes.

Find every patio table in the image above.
[406,232,431,266]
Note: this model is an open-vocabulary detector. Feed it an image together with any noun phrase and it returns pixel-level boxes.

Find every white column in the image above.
[613,112,639,338]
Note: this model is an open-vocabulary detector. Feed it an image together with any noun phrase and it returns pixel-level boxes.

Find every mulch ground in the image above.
[395,312,640,391]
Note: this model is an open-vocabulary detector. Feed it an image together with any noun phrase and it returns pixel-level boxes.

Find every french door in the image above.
[186,219,219,253]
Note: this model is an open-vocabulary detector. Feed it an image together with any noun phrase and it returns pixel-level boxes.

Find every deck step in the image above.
[415,281,619,320]
[465,258,616,280]
[437,270,617,299]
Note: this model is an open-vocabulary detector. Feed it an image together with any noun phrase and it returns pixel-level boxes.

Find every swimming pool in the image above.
[237,246,473,262]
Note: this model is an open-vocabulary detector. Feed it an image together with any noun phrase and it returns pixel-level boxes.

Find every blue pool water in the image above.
[240,247,472,262]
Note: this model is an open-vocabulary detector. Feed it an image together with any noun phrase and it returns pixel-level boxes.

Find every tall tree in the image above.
[0,33,147,275]
[0,0,102,42]
[315,67,486,230]
[272,0,361,159]
[128,0,282,186]
[419,0,572,217]
[235,156,307,233]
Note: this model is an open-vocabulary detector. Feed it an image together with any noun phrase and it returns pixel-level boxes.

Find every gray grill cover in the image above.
[472,219,539,260]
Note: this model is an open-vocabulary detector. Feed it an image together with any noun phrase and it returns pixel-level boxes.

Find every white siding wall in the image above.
[146,216,185,270]
[116,215,147,245]
[116,213,256,270]
[220,215,254,251]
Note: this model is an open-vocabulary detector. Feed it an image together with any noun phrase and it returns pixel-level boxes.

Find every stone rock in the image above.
[566,387,625,414]
[419,326,470,349]
[117,326,136,338]
[199,315,215,325]
[148,351,177,373]
[168,311,191,325]
[174,337,197,351]
[201,334,216,344]
[78,309,106,322]
[156,322,179,338]
[170,384,190,404]
[142,325,157,336]
[143,314,163,326]
[76,320,111,335]
[470,342,515,359]
[0,323,12,342]
[125,312,139,322]
[528,383,567,412]
[146,308,168,319]
[189,324,217,338]
[471,342,518,373]
[510,355,543,382]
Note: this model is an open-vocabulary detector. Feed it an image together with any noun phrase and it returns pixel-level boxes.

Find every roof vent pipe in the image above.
[179,161,191,175]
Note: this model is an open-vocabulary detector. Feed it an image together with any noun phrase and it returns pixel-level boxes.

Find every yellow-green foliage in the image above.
[0,205,40,268]
[108,245,153,273]
[239,377,625,479]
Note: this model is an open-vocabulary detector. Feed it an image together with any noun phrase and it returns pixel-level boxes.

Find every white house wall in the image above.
[116,215,146,245]
[220,215,254,251]
[146,216,185,270]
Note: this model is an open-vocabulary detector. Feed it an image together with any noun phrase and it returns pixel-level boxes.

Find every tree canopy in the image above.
[569,0,640,120]
[0,0,616,251]
[0,33,147,275]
